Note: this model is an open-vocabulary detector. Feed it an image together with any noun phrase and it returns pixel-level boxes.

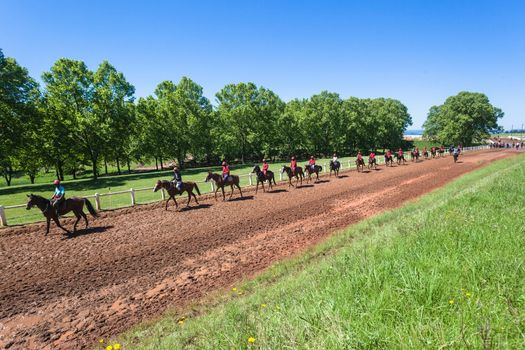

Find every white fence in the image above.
[0,145,490,227]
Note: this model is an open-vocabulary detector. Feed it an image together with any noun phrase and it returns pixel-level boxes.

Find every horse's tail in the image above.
[272,173,277,185]
[194,182,201,196]
[318,166,322,172]
[84,198,98,218]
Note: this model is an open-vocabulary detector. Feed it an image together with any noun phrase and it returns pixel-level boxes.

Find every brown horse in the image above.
[368,157,377,170]
[26,194,98,236]
[205,172,243,201]
[384,154,394,167]
[153,180,201,210]
[329,160,340,177]
[304,164,322,183]
[356,158,365,172]
[251,165,277,193]
[281,166,304,187]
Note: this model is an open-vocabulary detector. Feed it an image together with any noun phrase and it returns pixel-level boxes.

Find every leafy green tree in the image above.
[276,99,306,157]
[92,61,135,175]
[0,49,39,185]
[42,59,93,179]
[423,92,502,145]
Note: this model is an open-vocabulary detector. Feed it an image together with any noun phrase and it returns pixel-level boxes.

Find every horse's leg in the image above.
[255,181,259,194]
[53,216,70,235]
[221,186,226,201]
[81,210,89,229]
[214,186,219,201]
[186,190,191,207]
[165,196,170,210]
[73,212,81,233]
[229,184,234,200]
[173,196,178,208]
[46,217,51,236]
[237,182,243,197]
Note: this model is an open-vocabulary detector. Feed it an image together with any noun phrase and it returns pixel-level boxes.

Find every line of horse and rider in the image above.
[26,144,462,236]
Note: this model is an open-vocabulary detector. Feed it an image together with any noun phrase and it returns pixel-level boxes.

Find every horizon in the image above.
[1,0,524,129]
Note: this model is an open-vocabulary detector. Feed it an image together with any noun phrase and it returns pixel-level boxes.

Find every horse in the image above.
[26,194,98,236]
[356,158,365,172]
[396,153,406,165]
[410,150,419,162]
[384,154,394,167]
[153,179,201,210]
[251,165,277,193]
[329,160,340,177]
[430,147,437,158]
[281,165,304,187]
[205,172,243,201]
[304,164,322,183]
[368,157,377,170]
[438,147,445,158]
[423,150,429,159]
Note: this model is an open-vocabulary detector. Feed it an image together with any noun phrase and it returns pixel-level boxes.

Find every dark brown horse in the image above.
[356,158,365,172]
[251,165,277,193]
[281,166,304,187]
[368,157,377,170]
[153,180,201,210]
[26,194,98,236]
[329,160,340,177]
[384,154,394,167]
[205,172,243,201]
[304,164,322,183]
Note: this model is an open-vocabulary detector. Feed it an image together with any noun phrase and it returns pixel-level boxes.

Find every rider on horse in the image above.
[290,156,297,175]
[357,151,363,161]
[222,161,230,182]
[308,156,316,171]
[262,159,269,176]
[172,165,183,191]
[398,148,404,158]
[51,179,65,216]
[369,151,376,161]
[386,149,392,159]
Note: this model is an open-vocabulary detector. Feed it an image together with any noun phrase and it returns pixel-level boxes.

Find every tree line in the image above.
[2,48,502,187]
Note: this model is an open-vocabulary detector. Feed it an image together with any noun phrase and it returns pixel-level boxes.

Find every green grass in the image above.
[111,153,525,350]
[1,156,360,225]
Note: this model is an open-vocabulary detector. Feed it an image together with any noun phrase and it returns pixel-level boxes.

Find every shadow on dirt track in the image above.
[63,225,115,239]
[177,204,212,212]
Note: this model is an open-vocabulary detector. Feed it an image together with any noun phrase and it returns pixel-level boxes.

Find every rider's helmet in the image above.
[399,148,402,151]
[310,156,314,159]
[222,161,226,166]
[53,179,60,186]
[291,156,295,160]
[262,158,267,163]
[333,153,336,157]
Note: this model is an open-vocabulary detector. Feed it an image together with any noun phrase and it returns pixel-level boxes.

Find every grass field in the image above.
[111,153,525,349]
[1,155,364,225]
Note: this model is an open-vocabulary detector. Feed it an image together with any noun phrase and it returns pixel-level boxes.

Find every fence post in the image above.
[95,193,101,210]
[161,188,166,200]
[249,174,253,186]
[324,163,327,173]
[279,172,283,181]
[0,206,6,226]
[211,181,215,192]
[130,188,136,206]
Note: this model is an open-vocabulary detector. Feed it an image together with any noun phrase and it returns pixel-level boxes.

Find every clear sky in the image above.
[1,0,524,129]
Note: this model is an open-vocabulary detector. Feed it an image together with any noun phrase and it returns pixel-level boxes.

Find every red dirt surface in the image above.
[0,149,520,349]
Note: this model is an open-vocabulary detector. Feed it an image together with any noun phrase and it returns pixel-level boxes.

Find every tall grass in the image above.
[117,153,525,349]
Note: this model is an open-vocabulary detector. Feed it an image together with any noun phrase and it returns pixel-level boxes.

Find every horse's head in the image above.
[204,171,213,182]
[26,194,37,210]
[280,166,286,173]
[252,165,260,173]
[153,180,163,192]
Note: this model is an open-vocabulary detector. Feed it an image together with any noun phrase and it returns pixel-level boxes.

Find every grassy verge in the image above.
[1,155,359,225]
[111,153,525,349]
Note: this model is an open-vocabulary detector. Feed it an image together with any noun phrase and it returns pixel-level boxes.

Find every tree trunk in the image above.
[104,158,108,175]
[155,157,158,171]
[160,156,164,170]
[2,165,12,186]
[58,162,65,181]
[116,157,121,175]
[29,174,35,184]
[126,158,131,173]
[92,158,98,180]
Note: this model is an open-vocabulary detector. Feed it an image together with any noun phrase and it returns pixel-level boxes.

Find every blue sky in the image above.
[1,0,524,129]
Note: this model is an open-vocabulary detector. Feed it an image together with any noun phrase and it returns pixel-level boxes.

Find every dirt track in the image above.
[0,149,519,349]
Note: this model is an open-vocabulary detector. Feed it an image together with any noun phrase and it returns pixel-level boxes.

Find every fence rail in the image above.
[0,145,490,227]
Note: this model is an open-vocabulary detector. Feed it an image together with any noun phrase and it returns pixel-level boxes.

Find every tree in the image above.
[423,92,502,145]
[215,82,283,163]
[0,49,39,185]
[92,61,135,175]
[42,59,93,179]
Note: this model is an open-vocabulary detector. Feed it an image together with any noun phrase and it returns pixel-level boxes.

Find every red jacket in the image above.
[222,165,230,175]
[290,160,297,168]
[398,150,403,157]
[386,151,392,157]
[357,153,362,160]
[308,159,316,166]
[262,163,269,173]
